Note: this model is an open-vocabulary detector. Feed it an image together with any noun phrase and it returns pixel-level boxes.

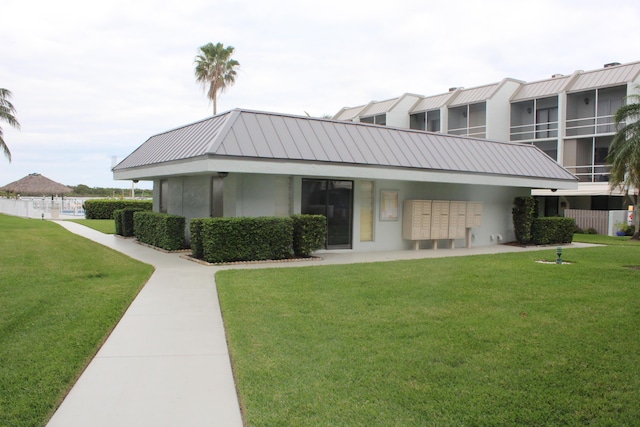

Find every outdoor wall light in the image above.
[526,107,532,114]
[584,97,590,105]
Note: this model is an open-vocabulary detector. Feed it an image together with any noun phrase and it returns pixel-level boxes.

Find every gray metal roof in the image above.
[449,83,500,106]
[114,109,576,182]
[511,74,573,101]
[568,61,640,92]
[410,92,455,113]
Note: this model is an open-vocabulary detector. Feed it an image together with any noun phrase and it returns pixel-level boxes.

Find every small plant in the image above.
[615,221,635,236]
[584,227,598,235]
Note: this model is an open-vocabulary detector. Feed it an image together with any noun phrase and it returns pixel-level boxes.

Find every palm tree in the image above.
[607,89,640,239]
[0,88,20,162]
[194,42,240,115]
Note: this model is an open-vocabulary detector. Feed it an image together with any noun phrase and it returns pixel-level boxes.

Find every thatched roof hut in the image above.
[0,173,72,196]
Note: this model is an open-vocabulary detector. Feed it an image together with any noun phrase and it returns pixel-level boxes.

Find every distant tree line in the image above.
[69,184,151,198]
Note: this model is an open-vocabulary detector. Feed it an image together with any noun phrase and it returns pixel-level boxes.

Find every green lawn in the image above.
[0,214,153,427]
[66,218,116,234]
[217,245,640,426]
[573,232,638,246]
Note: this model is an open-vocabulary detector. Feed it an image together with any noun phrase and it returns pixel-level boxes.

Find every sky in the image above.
[1,0,640,190]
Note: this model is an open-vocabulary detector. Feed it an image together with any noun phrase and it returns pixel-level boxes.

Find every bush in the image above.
[531,217,575,245]
[84,199,152,219]
[512,196,536,244]
[291,214,326,257]
[133,211,185,251]
[113,207,145,237]
[194,217,293,263]
[189,218,205,259]
[584,227,598,235]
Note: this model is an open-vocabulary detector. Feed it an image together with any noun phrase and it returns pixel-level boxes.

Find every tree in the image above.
[607,89,640,240]
[0,88,20,162]
[194,42,240,115]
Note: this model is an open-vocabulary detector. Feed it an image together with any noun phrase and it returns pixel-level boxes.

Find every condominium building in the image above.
[333,60,640,216]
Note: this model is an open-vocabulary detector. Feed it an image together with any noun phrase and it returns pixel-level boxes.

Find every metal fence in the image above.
[0,197,86,219]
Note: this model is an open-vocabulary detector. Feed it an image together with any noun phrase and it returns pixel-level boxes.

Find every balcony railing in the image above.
[564,164,611,182]
[566,114,618,137]
[448,125,486,139]
[510,121,559,141]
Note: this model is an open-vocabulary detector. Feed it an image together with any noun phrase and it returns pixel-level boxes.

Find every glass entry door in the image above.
[301,179,353,249]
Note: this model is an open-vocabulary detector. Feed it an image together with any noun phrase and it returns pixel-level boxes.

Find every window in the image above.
[410,112,426,130]
[301,179,354,249]
[360,114,386,125]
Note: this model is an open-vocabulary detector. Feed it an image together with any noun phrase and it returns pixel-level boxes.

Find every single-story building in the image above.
[113,109,578,251]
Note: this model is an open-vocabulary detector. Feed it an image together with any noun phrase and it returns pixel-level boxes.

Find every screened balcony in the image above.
[448,103,486,138]
[566,86,625,137]
[510,97,559,142]
[562,136,612,182]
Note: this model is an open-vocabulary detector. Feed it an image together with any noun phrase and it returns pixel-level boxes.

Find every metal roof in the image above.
[410,92,455,113]
[568,61,640,92]
[360,98,399,117]
[511,74,573,101]
[449,83,500,106]
[333,105,366,121]
[114,109,576,183]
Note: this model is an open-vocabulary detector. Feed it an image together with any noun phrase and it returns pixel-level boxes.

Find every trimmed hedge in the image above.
[291,214,326,257]
[512,196,536,244]
[196,217,293,263]
[531,217,575,245]
[133,211,186,251]
[84,199,152,219]
[113,207,145,237]
[189,218,205,260]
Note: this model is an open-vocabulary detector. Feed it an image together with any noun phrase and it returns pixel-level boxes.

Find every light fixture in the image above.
[217,172,229,178]
[584,98,590,105]
[526,107,532,114]
[462,111,467,118]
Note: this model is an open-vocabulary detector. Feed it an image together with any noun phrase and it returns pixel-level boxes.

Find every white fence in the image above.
[0,197,86,219]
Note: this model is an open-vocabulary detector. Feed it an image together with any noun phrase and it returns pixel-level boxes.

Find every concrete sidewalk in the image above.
[46,221,597,426]
[46,221,243,427]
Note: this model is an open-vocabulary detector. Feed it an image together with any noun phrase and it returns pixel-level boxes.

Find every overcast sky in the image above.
[1,0,639,189]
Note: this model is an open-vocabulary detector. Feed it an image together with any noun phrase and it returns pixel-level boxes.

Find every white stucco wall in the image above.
[154,173,529,252]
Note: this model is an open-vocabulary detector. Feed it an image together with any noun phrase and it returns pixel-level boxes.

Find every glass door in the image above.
[301,179,353,249]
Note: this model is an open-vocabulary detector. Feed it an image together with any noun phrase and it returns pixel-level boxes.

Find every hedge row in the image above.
[512,196,574,245]
[133,211,185,251]
[190,214,326,263]
[113,207,145,237]
[531,217,575,245]
[84,199,152,219]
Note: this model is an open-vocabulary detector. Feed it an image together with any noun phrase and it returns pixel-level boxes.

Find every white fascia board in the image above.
[114,156,578,190]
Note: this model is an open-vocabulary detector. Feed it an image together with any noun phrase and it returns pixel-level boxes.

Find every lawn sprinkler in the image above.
[556,247,563,264]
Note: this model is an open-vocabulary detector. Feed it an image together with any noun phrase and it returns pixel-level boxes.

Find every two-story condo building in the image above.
[333,61,640,216]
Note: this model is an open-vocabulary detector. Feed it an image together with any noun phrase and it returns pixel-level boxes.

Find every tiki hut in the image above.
[0,173,72,196]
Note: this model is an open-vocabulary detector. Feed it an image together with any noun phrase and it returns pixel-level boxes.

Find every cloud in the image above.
[1,0,640,188]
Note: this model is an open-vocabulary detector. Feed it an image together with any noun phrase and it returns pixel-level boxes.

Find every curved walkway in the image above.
[46,221,598,426]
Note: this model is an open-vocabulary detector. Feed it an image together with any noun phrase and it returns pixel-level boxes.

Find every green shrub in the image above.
[291,214,326,256]
[512,196,536,244]
[189,218,205,259]
[584,227,598,235]
[84,199,152,219]
[195,217,293,263]
[133,211,185,251]
[114,207,145,237]
[531,217,575,245]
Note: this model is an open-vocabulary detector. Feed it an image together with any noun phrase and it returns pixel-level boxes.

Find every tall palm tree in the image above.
[607,89,640,239]
[194,42,240,115]
[0,88,20,162]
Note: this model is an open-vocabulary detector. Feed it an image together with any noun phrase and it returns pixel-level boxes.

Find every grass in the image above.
[573,232,639,246]
[0,214,153,426]
[217,245,640,426]
[66,218,116,234]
